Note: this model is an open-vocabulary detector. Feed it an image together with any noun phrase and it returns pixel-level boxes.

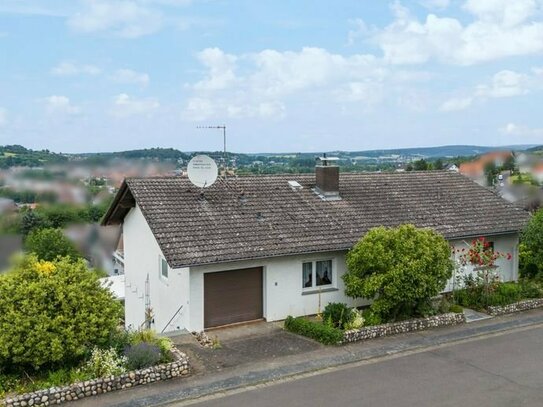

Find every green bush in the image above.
[454,281,543,311]
[124,343,161,370]
[284,316,343,345]
[322,303,355,329]
[0,255,122,371]
[361,309,382,326]
[25,228,81,261]
[344,225,453,322]
[448,304,463,314]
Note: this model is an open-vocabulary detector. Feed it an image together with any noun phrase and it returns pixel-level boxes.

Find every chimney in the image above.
[315,154,340,200]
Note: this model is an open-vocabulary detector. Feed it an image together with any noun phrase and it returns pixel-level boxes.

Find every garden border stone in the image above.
[487,298,543,316]
[342,312,466,343]
[1,349,190,407]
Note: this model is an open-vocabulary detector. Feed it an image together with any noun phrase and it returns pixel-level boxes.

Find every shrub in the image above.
[128,329,174,363]
[24,228,81,261]
[284,316,343,345]
[448,304,463,314]
[81,347,127,378]
[343,309,364,331]
[344,225,453,322]
[361,309,382,326]
[124,343,162,370]
[522,209,543,273]
[322,303,355,330]
[0,255,122,371]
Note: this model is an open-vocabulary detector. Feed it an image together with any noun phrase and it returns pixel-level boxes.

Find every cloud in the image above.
[475,70,529,98]
[110,68,150,86]
[44,95,81,115]
[346,18,370,45]
[68,0,164,38]
[441,68,537,112]
[500,122,543,137]
[376,0,543,65]
[419,0,451,9]
[0,108,7,126]
[111,93,159,117]
[51,61,102,76]
[439,96,473,111]
[193,48,238,90]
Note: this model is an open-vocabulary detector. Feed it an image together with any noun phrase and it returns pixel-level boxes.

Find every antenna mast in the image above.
[196,125,227,178]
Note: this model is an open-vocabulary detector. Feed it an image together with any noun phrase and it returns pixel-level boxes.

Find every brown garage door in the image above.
[204,267,263,328]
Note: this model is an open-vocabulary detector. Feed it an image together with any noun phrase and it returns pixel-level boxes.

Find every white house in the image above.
[102,164,529,333]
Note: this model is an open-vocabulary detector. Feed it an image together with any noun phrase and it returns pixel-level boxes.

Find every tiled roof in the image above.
[103,171,530,268]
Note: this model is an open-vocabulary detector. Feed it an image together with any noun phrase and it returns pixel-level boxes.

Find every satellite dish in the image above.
[187,155,218,188]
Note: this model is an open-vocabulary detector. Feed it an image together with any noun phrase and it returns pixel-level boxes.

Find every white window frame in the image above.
[160,256,169,280]
[302,258,335,292]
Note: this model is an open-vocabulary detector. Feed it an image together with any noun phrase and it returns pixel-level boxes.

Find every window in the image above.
[160,257,168,279]
[302,259,333,290]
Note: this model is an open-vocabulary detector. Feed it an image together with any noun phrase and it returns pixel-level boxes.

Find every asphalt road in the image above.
[180,325,543,407]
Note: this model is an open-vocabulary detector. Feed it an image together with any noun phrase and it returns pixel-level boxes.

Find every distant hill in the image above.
[261,145,539,159]
[527,145,543,153]
[0,145,67,169]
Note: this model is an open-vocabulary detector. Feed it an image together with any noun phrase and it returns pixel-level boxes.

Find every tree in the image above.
[20,209,51,236]
[433,159,444,170]
[413,159,429,171]
[25,228,81,261]
[521,209,543,274]
[344,224,454,320]
[0,255,122,371]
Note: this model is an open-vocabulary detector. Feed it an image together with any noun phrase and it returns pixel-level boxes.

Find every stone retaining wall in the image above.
[342,312,466,343]
[487,298,543,316]
[2,349,190,407]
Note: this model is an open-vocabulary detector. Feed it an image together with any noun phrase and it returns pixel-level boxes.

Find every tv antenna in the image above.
[196,125,227,178]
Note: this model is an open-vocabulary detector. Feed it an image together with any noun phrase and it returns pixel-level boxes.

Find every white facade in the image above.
[123,203,521,333]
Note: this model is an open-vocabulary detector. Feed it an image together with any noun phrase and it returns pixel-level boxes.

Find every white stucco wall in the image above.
[123,204,190,333]
[188,251,369,332]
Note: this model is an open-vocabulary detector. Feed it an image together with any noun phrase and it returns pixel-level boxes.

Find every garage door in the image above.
[204,267,263,328]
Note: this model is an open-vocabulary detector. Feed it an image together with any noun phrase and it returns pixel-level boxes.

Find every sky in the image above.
[0,0,543,153]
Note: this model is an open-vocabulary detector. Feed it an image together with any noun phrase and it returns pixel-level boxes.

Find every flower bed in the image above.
[1,349,190,407]
[487,298,543,316]
[342,312,466,343]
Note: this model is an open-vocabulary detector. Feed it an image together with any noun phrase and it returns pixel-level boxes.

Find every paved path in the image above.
[182,324,543,407]
[70,309,543,407]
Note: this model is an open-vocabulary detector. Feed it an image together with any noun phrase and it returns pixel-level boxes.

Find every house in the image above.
[445,163,459,172]
[102,163,529,333]
[533,163,543,185]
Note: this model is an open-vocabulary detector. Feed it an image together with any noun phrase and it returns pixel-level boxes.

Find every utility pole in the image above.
[196,125,227,178]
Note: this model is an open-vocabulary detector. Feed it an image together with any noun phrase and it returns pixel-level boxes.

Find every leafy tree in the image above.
[433,158,444,170]
[521,209,543,274]
[0,255,122,371]
[25,228,81,261]
[344,224,454,320]
[413,159,429,171]
[20,209,51,236]
[502,155,516,172]
[484,162,499,186]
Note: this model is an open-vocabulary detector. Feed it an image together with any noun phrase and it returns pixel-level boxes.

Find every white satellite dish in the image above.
[187,155,218,188]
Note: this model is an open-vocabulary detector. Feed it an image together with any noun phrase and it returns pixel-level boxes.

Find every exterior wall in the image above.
[446,233,519,292]
[188,251,369,332]
[123,204,190,333]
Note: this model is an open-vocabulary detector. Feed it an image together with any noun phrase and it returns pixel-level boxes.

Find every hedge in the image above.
[284,316,343,345]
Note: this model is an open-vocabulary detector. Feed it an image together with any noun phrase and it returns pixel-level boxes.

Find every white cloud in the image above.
[475,70,529,98]
[111,93,159,117]
[441,68,537,112]
[110,68,150,86]
[44,95,81,115]
[439,96,473,111]
[0,108,7,126]
[193,48,238,90]
[499,122,543,139]
[419,0,451,9]
[346,18,370,45]
[68,0,163,38]
[51,61,102,76]
[376,0,543,65]
[184,46,437,120]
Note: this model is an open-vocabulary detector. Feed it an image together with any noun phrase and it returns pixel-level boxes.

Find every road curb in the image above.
[107,312,543,407]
